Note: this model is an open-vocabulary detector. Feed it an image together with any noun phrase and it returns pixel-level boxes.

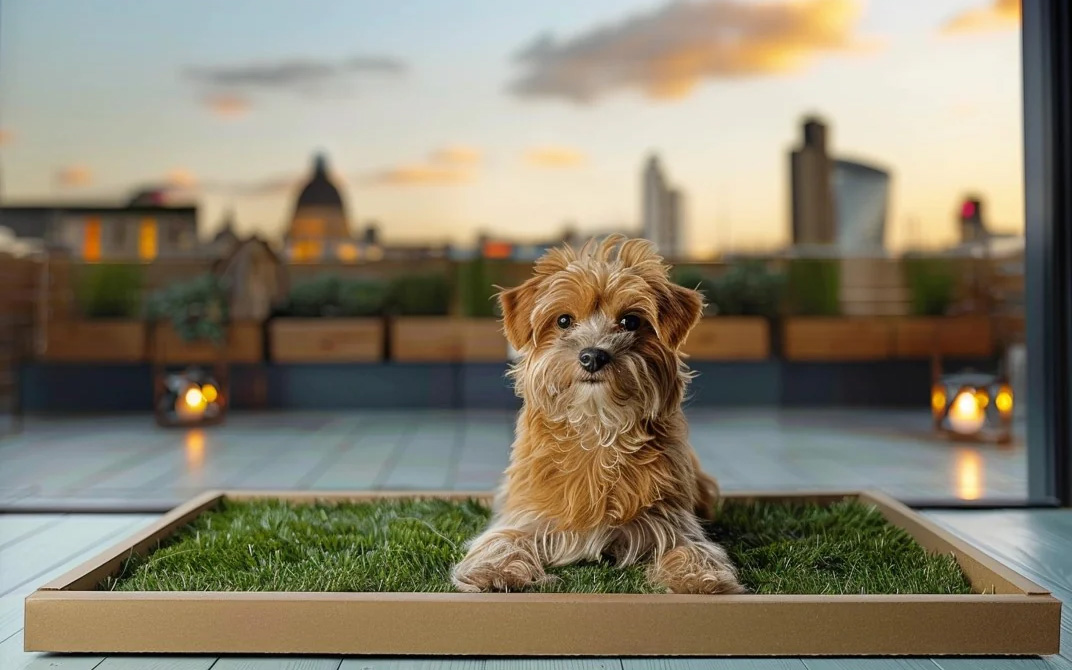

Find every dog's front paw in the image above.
[451,557,545,592]
[451,530,547,592]
[650,543,747,595]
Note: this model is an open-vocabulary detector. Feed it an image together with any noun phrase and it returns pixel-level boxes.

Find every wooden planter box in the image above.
[41,320,147,362]
[783,317,892,361]
[459,319,509,362]
[391,318,508,362]
[23,490,1059,656]
[151,321,263,364]
[894,316,995,358]
[683,317,770,361]
[270,318,383,363]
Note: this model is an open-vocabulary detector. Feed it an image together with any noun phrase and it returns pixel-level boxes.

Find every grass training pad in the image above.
[104,497,971,595]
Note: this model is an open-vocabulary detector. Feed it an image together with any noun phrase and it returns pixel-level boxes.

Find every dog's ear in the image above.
[498,277,541,351]
[656,282,704,350]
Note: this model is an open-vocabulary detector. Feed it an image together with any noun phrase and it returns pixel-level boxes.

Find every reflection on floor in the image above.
[0,409,1027,508]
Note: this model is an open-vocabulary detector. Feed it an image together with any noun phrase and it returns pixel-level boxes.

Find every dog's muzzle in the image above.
[578,347,611,373]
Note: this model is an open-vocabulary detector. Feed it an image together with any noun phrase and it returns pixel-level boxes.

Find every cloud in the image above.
[204,94,250,118]
[941,0,1020,35]
[55,165,93,188]
[166,168,198,189]
[367,164,472,186]
[430,145,483,166]
[0,128,11,146]
[185,54,406,102]
[525,145,587,168]
[199,174,302,196]
[367,146,482,185]
[509,0,872,103]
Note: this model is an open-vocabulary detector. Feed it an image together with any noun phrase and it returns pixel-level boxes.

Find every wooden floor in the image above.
[0,410,1051,667]
[0,409,1029,508]
[1,507,1070,669]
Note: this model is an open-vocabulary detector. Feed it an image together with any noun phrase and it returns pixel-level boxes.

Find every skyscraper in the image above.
[790,117,889,254]
[641,155,683,259]
[790,117,836,246]
[832,159,890,254]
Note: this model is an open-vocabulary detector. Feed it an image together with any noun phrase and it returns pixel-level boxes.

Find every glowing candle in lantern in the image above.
[947,389,986,435]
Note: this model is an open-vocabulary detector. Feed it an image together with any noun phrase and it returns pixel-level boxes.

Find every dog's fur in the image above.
[451,236,743,594]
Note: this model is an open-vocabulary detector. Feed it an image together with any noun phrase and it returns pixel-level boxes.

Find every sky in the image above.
[0,0,1022,257]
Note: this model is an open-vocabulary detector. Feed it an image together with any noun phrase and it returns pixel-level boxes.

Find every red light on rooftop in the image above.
[961,200,977,218]
[483,241,512,259]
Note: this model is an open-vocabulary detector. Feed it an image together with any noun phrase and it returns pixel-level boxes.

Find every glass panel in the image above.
[0,0,1028,506]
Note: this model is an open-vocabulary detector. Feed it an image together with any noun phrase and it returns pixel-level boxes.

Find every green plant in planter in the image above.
[389,273,452,316]
[904,258,956,317]
[785,258,841,316]
[457,258,506,318]
[284,274,388,318]
[672,267,715,316]
[146,274,229,343]
[705,261,785,318]
[77,264,143,318]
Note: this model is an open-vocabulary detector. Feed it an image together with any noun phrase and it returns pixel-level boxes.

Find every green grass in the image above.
[103,498,972,595]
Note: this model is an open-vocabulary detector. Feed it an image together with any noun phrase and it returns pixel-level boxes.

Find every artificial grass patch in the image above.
[103,498,972,595]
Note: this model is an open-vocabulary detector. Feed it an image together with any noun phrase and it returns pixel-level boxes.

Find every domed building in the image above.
[284,153,358,262]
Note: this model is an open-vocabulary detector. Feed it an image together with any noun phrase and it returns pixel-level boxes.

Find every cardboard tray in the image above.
[24,490,1062,657]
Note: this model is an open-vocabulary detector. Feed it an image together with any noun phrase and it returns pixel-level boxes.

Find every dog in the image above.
[452,236,743,594]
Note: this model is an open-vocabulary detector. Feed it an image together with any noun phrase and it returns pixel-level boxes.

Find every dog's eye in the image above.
[618,314,642,331]
[556,314,573,329]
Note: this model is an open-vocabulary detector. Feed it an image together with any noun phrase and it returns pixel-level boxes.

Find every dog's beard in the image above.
[513,344,680,452]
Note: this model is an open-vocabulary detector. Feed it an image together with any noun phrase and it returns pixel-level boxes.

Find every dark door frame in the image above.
[1024,0,1072,506]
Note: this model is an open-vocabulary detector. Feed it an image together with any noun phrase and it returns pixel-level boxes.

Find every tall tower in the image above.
[790,117,836,246]
[641,154,681,259]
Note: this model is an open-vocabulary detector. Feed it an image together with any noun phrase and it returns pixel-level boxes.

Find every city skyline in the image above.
[0,0,1023,257]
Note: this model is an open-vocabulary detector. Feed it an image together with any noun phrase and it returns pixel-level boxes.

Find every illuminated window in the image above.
[292,239,323,262]
[336,242,359,263]
[83,217,101,262]
[139,218,158,261]
[482,241,513,259]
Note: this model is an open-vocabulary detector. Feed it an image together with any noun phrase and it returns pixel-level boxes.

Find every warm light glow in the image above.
[365,245,384,262]
[185,429,205,470]
[336,242,359,263]
[948,389,986,435]
[201,384,218,403]
[974,389,989,409]
[931,387,946,415]
[139,218,158,261]
[83,217,101,262]
[184,386,205,409]
[955,448,984,500]
[292,239,323,262]
[996,386,1014,415]
[483,241,513,259]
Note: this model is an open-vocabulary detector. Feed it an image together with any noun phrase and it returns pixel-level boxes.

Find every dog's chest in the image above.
[512,436,673,530]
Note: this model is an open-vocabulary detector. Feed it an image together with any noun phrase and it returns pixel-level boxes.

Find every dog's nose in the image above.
[578,347,611,373]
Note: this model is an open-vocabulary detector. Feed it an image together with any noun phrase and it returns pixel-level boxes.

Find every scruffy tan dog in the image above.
[452,236,743,594]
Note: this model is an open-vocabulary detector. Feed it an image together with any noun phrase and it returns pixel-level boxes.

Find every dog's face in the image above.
[500,237,703,431]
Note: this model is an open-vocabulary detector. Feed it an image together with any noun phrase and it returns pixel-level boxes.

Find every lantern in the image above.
[157,367,226,427]
[931,371,1013,444]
